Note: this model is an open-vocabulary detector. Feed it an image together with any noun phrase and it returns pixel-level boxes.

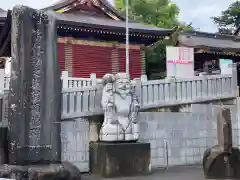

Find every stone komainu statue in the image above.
[100,73,140,142]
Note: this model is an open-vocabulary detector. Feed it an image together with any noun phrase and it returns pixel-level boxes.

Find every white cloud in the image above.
[188,5,220,19]
[172,0,237,32]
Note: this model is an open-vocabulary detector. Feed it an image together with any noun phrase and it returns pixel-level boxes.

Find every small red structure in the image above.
[0,0,173,79]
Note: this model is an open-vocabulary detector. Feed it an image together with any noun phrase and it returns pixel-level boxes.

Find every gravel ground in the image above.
[82,166,209,180]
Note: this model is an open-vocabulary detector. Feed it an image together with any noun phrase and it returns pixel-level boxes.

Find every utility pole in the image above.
[125,0,129,74]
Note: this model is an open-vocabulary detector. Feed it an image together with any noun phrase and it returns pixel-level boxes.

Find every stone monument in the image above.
[202,107,240,179]
[90,73,150,178]
[100,73,140,141]
[0,6,81,180]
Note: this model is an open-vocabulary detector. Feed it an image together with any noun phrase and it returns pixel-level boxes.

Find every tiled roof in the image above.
[44,0,173,36]
[178,30,240,50]
[54,12,173,36]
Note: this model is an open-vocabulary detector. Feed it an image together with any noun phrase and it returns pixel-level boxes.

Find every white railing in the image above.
[61,85,103,119]
[140,75,235,109]
[61,71,140,88]
[0,69,10,92]
[61,71,102,88]
[1,68,238,120]
[1,70,145,90]
[4,76,10,90]
[1,70,102,90]
[61,72,238,119]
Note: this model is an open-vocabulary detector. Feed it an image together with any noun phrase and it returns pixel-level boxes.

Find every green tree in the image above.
[116,0,193,78]
[213,1,240,34]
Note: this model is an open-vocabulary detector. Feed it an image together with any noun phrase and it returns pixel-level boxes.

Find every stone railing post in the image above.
[231,63,238,97]
[0,69,4,93]
[201,75,208,99]
[90,73,97,85]
[134,78,142,107]
[139,75,147,107]
[61,71,69,88]
[140,74,147,82]
[169,77,177,101]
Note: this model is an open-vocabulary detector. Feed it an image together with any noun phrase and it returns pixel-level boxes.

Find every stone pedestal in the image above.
[90,142,150,178]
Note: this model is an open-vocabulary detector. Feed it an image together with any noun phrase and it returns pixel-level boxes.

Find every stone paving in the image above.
[82,166,208,180]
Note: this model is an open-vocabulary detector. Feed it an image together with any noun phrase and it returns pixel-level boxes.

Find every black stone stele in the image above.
[9,5,61,165]
[202,108,240,178]
[0,5,82,180]
[90,142,150,178]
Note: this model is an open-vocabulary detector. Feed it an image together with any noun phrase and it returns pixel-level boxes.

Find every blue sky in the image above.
[0,0,237,33]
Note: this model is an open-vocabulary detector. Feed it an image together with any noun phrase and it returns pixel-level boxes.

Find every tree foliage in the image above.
[117,0,179,28]
[213,1,240,34]
[116,0,192,78]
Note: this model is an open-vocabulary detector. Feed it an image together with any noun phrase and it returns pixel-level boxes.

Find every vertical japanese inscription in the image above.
[29,12,46,147]
[29,29,41,147]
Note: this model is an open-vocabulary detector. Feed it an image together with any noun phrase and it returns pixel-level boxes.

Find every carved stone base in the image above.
[0,162,81,180]
[90,142,150,178]
[202,145,240,179]
[100,124,139,142]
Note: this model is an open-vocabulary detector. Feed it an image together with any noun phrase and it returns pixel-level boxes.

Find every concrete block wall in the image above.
[60,118,90,172]
[57,101,240,172]
[192,103,240,147]
[139,103,240,169]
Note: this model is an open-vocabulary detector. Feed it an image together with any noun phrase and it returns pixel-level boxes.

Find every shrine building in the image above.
[177,30,240,74]
[0,0,173,79]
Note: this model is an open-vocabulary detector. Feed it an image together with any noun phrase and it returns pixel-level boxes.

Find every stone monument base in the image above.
[0,162,81,180]
[203,145,240,179]
[90,142,150,178]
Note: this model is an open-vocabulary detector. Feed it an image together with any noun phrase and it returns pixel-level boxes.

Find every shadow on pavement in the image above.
[82,165,207,180]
